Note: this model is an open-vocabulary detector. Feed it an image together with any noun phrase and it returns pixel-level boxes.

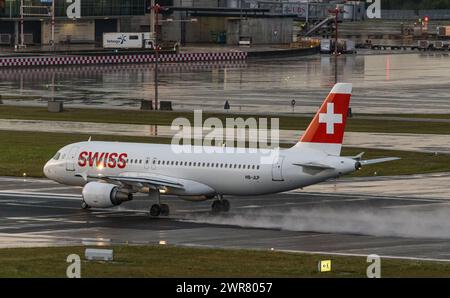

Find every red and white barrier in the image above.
[0,52,247,68]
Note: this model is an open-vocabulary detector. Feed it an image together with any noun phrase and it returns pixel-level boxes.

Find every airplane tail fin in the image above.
[292,83,352,156]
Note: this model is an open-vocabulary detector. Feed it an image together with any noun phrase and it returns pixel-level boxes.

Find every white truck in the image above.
[320,39,332,53]
[103,33,155,49]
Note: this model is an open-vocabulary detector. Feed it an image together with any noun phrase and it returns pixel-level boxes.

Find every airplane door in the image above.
[151,158,157,170]
[145,157,151,169]
[272,156,285,181]
[66,146,79,172]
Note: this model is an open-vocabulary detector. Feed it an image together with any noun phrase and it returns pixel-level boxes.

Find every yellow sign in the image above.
[319,260,332,272]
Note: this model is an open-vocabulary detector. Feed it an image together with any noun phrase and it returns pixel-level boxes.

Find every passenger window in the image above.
[158,160,161,165]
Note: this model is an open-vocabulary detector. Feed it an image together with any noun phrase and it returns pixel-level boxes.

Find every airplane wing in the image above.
[77,172,185,191]
[360,157,400,166]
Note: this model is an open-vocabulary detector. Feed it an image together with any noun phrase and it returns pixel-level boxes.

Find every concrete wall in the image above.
[119,15,150,32]
[162,16,293,45]
[227,18,293,45]
[186,17,227,43]
[42,20,95,44]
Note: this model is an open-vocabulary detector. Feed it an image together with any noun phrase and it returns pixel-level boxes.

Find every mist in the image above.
[182,207,450,239]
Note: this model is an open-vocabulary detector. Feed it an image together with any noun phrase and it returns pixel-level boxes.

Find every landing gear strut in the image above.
[149,190,170,217]
[211,195,230,214]
[81,200,90,210]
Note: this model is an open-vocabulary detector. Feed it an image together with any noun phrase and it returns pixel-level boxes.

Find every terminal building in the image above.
[0,0,147,46]
[0,0,366,47]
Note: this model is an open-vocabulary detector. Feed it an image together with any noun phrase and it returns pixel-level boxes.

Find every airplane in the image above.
[43,83,399,217]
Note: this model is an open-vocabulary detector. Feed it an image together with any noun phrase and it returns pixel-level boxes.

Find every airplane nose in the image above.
[43,161,52,178]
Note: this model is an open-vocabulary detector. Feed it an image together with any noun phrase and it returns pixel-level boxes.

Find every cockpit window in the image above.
[53,152,61,160]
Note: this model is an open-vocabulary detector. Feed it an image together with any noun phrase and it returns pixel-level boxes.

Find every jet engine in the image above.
[82,182,132,208]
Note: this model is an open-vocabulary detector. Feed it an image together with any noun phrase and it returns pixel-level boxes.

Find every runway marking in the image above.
[287,191,448,203]
[5,186,80,193]
[4,203,81,210]
[238,205,262,209]
[182,243,450,263]
[0,191,81,200]
[383,202,450,209]
[5,217,87,224]
[275,249,450,263]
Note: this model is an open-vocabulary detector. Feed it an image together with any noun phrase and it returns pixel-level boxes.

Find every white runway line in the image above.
[276,249,450,264]
[0,191,81,200]
[181,243,450,263]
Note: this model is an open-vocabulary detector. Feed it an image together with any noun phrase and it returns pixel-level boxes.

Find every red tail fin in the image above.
[295,83,352,155]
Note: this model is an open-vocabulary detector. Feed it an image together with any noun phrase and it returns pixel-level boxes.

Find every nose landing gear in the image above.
[81,200,91,210]
[211,195,230,214]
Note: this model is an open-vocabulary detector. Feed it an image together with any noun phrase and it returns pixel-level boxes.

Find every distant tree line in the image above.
[381,0,450,10]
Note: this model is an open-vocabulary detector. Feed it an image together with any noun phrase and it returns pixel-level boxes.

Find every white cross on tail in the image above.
[319,103,343,135]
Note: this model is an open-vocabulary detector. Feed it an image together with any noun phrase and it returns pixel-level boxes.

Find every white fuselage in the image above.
[44,141,358,197]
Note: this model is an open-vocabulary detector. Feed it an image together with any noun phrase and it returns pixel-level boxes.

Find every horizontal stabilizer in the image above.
[293,162,335,170]
[361,157,400,166]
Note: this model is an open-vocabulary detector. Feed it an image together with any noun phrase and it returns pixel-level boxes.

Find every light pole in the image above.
[20,0,24,48]
[329,6,342,84]
[151,3,161,111]
[51,0,55,47]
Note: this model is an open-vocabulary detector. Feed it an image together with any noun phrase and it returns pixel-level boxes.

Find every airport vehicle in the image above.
[103,32,155,49]
[437,26,450,37]
[44,84,398,216]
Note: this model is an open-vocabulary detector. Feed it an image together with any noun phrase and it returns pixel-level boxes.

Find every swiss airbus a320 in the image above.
[44,83,398,216]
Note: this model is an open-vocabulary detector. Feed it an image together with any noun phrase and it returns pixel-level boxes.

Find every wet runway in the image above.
[1,177,450,262]
[2,53,450,114]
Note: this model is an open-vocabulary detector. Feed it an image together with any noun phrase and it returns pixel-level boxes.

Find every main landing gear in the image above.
[149,190,170,217]
[211,195,230,214]
[150,203,170,217]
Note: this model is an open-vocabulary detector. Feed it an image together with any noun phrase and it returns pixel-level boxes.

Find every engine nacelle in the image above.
[82,182,132,208]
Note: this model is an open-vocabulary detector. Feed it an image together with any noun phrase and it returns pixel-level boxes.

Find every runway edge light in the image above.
[318,260,332,273]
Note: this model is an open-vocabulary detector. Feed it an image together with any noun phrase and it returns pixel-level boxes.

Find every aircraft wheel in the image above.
[211,200,222,214]
[221,200,230,213]
[81,200,90,210]
[160,204,170,217]
[150,204,161,217]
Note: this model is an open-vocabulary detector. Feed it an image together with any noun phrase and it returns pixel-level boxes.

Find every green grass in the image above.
[0,245,449,278]
[359,113,450,120]
[2,106,450,134]
[0,130,449,178]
